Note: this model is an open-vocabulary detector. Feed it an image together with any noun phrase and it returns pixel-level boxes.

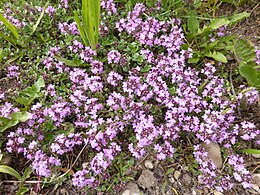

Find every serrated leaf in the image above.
[209,18,230,30]
[229,12,250,26]
[187,15,199,34]
[234,38,256,64]
[0,165,21,180]
[241,148,260,154]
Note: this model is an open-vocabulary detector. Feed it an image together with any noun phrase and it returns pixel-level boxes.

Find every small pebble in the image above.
[121,190,130,195]
[252,154,260,158]
[174,171,181,180]
[213,191,224,195]
[251,184,260,192]
[169,177,175,183]
[144,160,153,169]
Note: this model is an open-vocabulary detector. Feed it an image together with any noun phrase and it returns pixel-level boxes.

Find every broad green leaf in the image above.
[209,18,230,30]
[0,119,19,132]
[206,51,227,63]
[241,148,260,154]
[229,12,250,26]
[10,112,30,122]
[0,154,3,161]
[187,15,199,34]
[234,38,256,64]
[15,97,31,106]
[0,13,19,39]
[0,165,21,180]
[34,76,45,91]
[239,65,260,86]
[32,2,49,35]
[188,57,200,63]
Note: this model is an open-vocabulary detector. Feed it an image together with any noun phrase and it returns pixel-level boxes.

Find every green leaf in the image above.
[229,12,250,26]
[0,31,17,46]
[161,179,167,195]
[16,186,29,195]
[0,119,19,133]
[10,112,30,122]
[15,97,31,106]
[209,18,230,30]
[187,15,199,34]
[166,168,175,175]
[16,76,45,108]
[0,165,21,180]
[0,13,19,39]
[241,148,260,155]
[206,51,227,63]
[193,0,202,8]
[74,11,87,46]
[239,65,260,86]
[32,2,49,35]
[141,65,152,73]
[234,38,256,64]
[188,57,200,63]
[54,56,81,67]
[22,167,33,181]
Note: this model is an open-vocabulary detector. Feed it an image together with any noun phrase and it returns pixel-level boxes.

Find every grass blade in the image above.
[0,31,17,46]
[74,11,87,45]
[32,2,49,35]
[0,13,19,39]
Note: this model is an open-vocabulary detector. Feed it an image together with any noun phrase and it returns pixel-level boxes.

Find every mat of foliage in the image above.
[0,0,259,194]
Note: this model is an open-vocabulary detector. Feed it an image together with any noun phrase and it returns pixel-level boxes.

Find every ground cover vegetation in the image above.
[0,0,259,194]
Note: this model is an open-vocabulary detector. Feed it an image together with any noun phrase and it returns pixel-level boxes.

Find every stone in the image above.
[124,182,141,195]
[144,160,153,169]
[137,170,157,189]
[253,174,260,187]
[251,184,260,193]
[173,171,181,180]
[169,177,175,183]
[252,154,260,158]
[201,142,223,169]
[122,190,130,195]
[213,191,224,195]
[182,174,192,185]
